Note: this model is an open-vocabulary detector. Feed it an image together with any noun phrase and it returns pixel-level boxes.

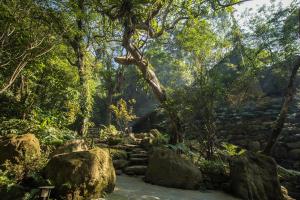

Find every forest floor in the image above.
[105,175,240,200]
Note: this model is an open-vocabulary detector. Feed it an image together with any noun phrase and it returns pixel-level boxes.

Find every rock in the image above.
[287,142,300,149]
[140,137,153,149]
[116,170,123,175]
[45,147,116,199]
[229,151,284,200]
[124,165,148,176]
[247,141,261,152]
[0,134,41,165]
[113,159,129,170]
[271,142,288,159]
[288,149,300,160]
[109,148,128,160]
[145,147,202,189]
[51,139,88,157]
[278,165,300,200]
[281,186,295,200]
[0,184,27,200]
[129,157,148,165]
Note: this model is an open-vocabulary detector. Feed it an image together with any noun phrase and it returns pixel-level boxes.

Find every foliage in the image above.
[198,159,228,175]
[220,142,245,156]
[166,143,196,157]
[0,118,77,148]
[0,152,48,185]
[108,148,128,160]
[99,125,120,141]
[110,98,137,132]
[99,125,123,145]
[151,129,169,146]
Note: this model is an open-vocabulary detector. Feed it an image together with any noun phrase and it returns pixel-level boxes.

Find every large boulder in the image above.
[0,134,41,165]
[229,151,284,200]
[44,147,116,199]
[144,147,202,189]
[50,139,88,157]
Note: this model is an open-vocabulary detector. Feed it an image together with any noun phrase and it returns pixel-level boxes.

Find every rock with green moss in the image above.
[109,148,128,160]
[44,147,116,199]
[0,134,41,165]
[229,151,284,200]
[50,139,89,157]
[145,147,202,189]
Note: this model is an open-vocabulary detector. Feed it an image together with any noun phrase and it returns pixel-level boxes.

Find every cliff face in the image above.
[216,95,300,171]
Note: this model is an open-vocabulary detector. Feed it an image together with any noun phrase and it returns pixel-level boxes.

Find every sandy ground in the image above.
[105,175,240,200]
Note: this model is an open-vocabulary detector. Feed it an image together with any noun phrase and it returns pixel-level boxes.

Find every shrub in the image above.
[198,159,228,175]
[151,129,169,145]
[110,98,136,133]
[220,142,245,156]
[0,119,34,136]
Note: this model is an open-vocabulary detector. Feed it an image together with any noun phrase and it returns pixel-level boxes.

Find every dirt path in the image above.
[105,175,240,200]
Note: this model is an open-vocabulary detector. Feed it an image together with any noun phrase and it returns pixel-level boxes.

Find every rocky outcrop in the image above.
[0,133,41,165]
[214,96,300,171]
[50,139,89,157]
[278,165,300,200]
[229,151,284,200]
[45,147,116,199]
[145,147,202,189]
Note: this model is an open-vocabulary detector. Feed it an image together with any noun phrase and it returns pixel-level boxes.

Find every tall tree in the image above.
[45,0,97,135]
[96,0,247,144]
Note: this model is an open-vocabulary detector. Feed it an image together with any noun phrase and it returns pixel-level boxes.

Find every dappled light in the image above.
[0,0,300,199]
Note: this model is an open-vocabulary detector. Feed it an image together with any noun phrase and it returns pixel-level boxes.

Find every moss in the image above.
[108,148,128,160]
[0,134,41,165]
[45,147,116,199]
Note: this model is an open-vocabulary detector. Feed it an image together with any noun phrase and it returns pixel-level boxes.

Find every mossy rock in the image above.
[229,151,284,200]
[145,147,202,189]
[44,147,116,199]
[0,134,41,165]
[50,139,89,157]
[109,148,128,160]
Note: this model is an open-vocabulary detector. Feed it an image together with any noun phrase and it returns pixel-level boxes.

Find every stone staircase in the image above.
[113,145,149,177]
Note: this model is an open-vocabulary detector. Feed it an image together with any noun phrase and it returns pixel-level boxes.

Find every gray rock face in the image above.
[229,151,284,200]
[287,142,300,149]
[145,147,202,189]
[288,149,300,160]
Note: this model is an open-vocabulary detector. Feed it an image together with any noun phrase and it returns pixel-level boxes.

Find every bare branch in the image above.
[114,56,136,65]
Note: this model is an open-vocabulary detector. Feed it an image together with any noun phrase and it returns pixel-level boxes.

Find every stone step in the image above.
[124,165,148,176]
[131,148,146,154]
[129,153,148,159]
[129,158,148,165]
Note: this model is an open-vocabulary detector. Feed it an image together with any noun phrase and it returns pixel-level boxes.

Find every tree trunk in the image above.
[106,85,114,125]
[71,0,90,136]
[117,22,183,144]
[263,56,300,155]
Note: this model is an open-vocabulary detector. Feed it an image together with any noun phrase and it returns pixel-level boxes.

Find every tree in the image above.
[43,0,99,136]
[263,56,300,154]
[0,0,55,94]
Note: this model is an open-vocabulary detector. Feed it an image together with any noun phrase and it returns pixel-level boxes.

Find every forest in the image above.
[0,0,300,199]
